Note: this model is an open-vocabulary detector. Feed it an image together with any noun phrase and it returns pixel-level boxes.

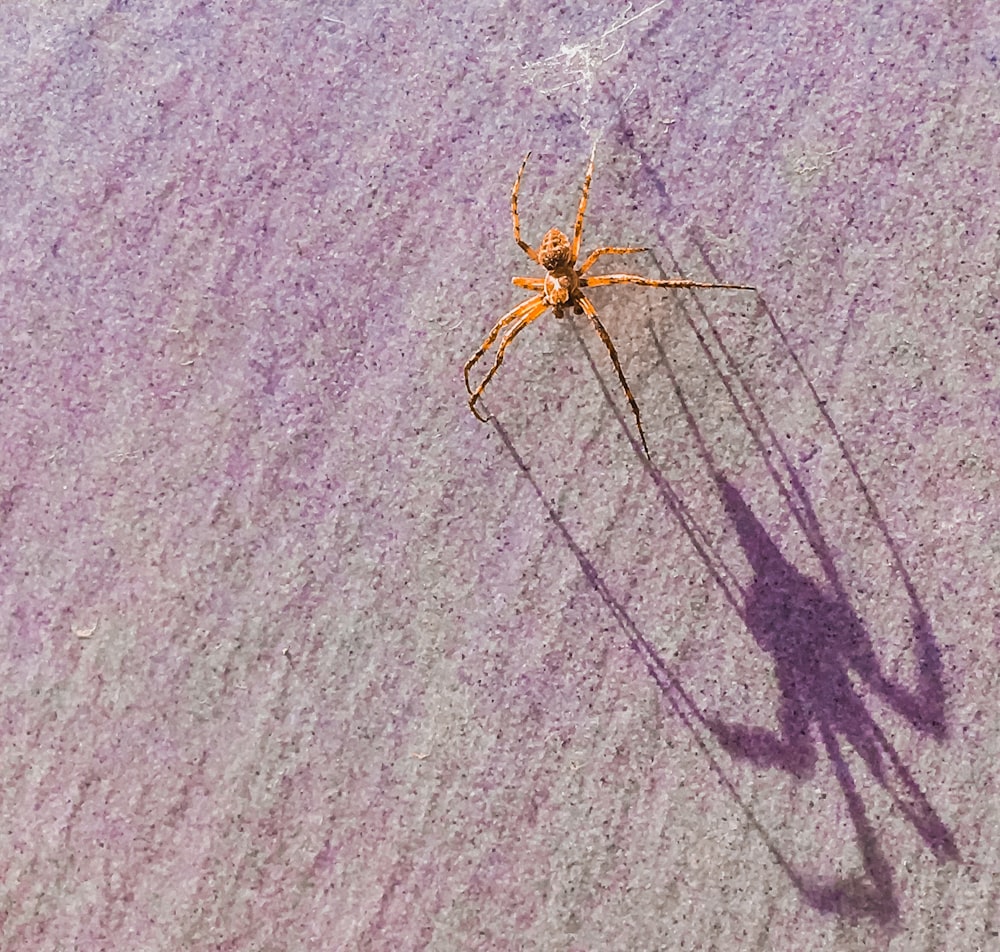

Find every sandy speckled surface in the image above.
[1,1,999,948]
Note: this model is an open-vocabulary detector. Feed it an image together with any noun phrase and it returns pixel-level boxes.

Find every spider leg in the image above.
[512,153,538,263]
[467,298,548,421]
[582,273,756,291]
[465,295,544,396]
[512,276,545,291]
[577,293,651,459]
[577,246,649,275]
[570,142,598,265]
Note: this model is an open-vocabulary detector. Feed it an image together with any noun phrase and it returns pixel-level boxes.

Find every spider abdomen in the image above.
[538,227,572,270]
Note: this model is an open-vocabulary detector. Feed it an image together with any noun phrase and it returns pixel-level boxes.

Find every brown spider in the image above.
[464,147,755,458]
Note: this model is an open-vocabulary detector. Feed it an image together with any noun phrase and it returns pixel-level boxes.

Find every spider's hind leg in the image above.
[511,153,538,263]
[570,143,597,264]
[577,246,649,275]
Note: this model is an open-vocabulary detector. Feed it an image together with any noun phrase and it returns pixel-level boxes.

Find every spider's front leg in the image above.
[464,296,543,397]
[582,273,756,292]
[465,296,547,421]
[577,293,651,459]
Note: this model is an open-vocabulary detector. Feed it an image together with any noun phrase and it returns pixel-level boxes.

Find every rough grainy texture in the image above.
[1,0,998,948]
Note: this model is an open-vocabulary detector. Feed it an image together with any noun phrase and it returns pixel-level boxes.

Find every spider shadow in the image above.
[559,271,957,923]
[707,471,957,921]
[490,415,820,909]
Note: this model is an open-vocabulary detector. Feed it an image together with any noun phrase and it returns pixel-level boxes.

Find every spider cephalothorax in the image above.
[464,148,755,458]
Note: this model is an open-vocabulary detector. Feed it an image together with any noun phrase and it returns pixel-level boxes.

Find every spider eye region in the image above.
[543,272,575,306]
[538,228,571,270]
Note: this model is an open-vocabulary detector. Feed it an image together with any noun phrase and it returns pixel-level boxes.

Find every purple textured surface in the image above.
[2,1,999,948]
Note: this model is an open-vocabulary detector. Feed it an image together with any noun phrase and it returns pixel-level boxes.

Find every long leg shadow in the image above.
[490,416,820,905]
[492,413,908,926]
[654,239,947,741]
[552,269,958,923]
